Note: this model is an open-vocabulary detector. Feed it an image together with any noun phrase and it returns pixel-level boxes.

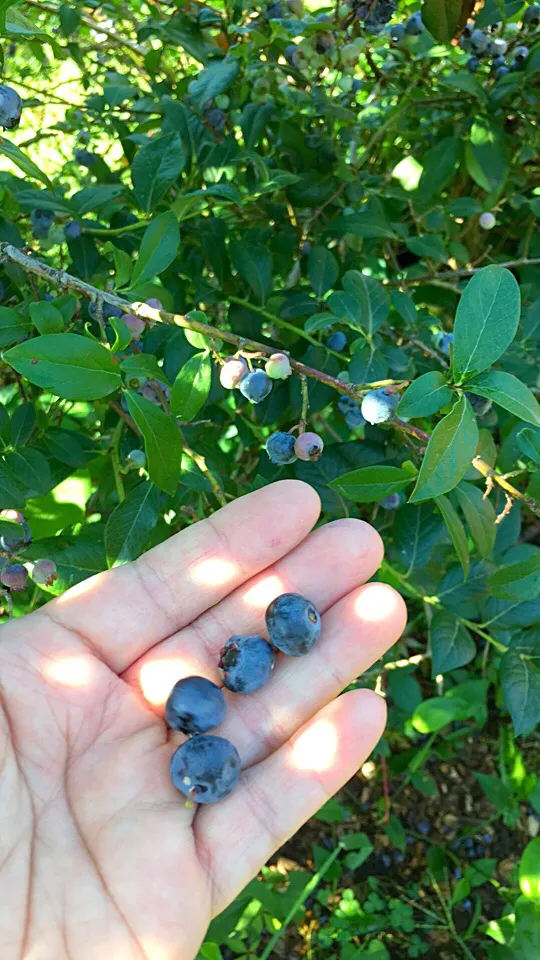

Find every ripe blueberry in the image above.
[465,392,492,417]
[30,558,58,586]
[488,37,507,56]
[220,357,248,390]
[239,370,273,403]
[265,353,292,380]
[405,12,424,35]
[64,220,82,240]
[266,592,321,656]
[0,84,22,130]
[170,735,240,804]
[345,406,366,430]
[326,331,347,352]
[294,432,324,462]
[146,298,163,311]
[494,65,509,78]
[436,332,454,357]
[1,563,28,591]
[219,635,276,693]
[524,6,540,25]
[74,148,95,168]
[266,431,297,465]
[380,493,401,510]
[514,45,529,62]
[0,521,31,553]
[470,29,488,54]
[361,389,399,425]
[31,209,54,239]
[165,676,226,736]
[89,300,123,321]
[466,56,479,72]
[390,24,406,43]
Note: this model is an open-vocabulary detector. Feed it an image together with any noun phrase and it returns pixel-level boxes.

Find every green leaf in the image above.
[430,609,476,677]
[229,240,272,305]
[121,354,168,385]
[188,58,240,107]
[0,136,53,188]
[0,462,25,508]
[416,135,461,200]
[308,247,339,297]
[410,396,479,502]
[488,554,540,601]
[23,536,106,596]
[4,334,122,400]
[0,0,18,32]
[131,134,185,213]
[422,0,462,43]
[327,291,363,332]
[342,271,389,336]
[406,234,447,263]
[171,352,212,421]
[412,695,473,733]
[452,266,520,383]
[124,392,182,495]
[4,449,51,497]
[436,494,470,577]
[393,504,445,573]
[520,839,540,900]
[0,307,32,348]
[104,241,132,289]
[109,316,132,354]
[29,301,64,335]
[464,370,540,427]
[465,121,509,194]
[455,481,496,558]
[10,402,35,447]
[514,896,540,959]
[328,465,415,503]
[500,650,540,736]
[517,428,540,464]
[105,481,159,568]
[128,211,180,289]
[397,372,454,419]
[349,346,387,384]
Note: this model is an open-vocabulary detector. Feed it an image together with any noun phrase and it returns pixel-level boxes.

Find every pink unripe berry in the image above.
[146,298,163,310]
[220,357,249,389]
[265,353,292,380]
[0,509,25,523]
[1,562,28,591]
[123,313,146,338]
[479,212,496,230]
[294,431,324,461]
[31,558,58,586]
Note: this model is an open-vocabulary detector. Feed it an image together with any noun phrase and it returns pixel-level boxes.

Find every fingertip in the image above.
[267,479,321,521]
[353,581,407,636]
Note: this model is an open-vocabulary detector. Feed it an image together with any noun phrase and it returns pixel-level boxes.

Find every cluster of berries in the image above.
[460,15,535,78]
[219,351,292,403]
[0,509,57,594]
[388,11,424,42]
[165,593,321,804]
[266,430,324,465]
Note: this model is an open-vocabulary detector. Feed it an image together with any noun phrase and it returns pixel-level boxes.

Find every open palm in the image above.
[0,480,406,960]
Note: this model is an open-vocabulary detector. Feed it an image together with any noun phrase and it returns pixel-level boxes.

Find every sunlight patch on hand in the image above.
[242,574,285,609]
[43,655,94,687]
[354,582,401,623]
[140,658,197,707]
[190,557,239,587]
[290,719,338,773]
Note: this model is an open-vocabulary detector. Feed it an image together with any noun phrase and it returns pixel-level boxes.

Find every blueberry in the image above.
[436,332,454,357]
[266,592,321,656]
[294,432,324,462]
[345,406,366,430]
[466,56,479,72]
[165,676,226,736]
[220,357,248,390]
[123,313,146,338]
[326,331,347,352]
[266,1,284,17]
[351,78,362,93]
[239,370,273,404]
[74,148,95,168]
[470,29,488,54]
[361,389,399,425]
[418,820,431,835]
[514,45,529,62]
[461,899,473,911]
[488,37,507,56]
[64,220,82,240]
[465,392,492,417]
[285,43,304,70]
[494,65,509,78]
[31,209,54,239]
[170,735,240,804]
[453,867,463,880]
[0,522,31,553]
[30,558,57,586]
[89,299,123,321]
[1,563,28,591]
[219,635,275,693]
[394,851,405,863]
[524,6,540,25]
[265,353,292,380]
[491,56,506,69]
[405,12,424,35]
[389,24,406,42]
[483,833,493,844]
[464,837,474,849]
[338,394,359,414]
[381,853,392,868]
[0,84,22,130]
[126,448,146,467]
[266,431,297,465]
[206,108,226,133]
[380,493,401,510]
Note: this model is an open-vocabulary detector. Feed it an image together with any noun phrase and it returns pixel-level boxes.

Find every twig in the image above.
[110,419,125,503]
[384,257,540,287]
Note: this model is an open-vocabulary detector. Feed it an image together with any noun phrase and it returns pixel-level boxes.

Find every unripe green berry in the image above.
[265,353,292,380]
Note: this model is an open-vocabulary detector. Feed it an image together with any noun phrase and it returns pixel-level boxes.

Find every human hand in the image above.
[0,480,406,960]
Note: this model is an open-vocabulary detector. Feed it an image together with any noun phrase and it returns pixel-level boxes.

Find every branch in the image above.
[2,243,539,519]
[384,258,540,288]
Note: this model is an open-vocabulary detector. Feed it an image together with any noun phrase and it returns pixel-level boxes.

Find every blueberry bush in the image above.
[0,0,539,955]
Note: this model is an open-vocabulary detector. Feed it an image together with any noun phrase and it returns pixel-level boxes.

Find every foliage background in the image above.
[0,0,539,956]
